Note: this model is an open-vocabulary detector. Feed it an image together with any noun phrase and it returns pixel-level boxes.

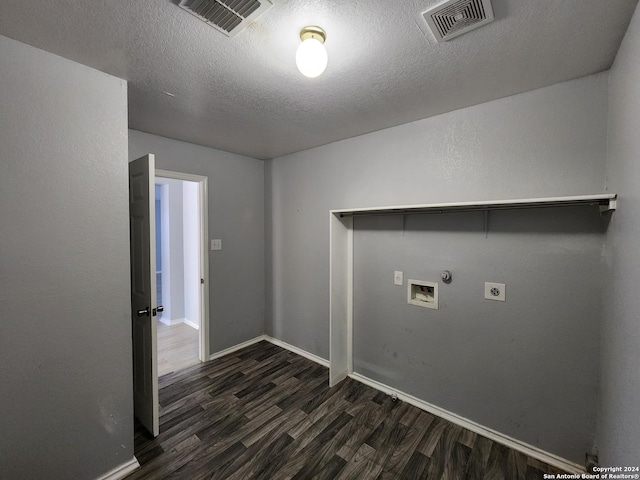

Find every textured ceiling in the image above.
[1,0,638,159]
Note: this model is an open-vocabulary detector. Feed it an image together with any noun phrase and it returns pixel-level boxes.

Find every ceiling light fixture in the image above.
[296,26,328,78]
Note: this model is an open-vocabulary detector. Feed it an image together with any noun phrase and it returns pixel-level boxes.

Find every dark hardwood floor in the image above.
[127,341,569,479]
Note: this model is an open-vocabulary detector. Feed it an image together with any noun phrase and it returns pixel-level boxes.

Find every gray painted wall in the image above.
[267,72,608,360]
[353,208,606,463]
[129,130,265,353]
[267,72,609,462]
[0,36,131,479]
[599,3,640,466]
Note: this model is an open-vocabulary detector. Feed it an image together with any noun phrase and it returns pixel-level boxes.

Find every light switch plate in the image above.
[484,282,506,301]
[394,271,403,286]
[211,239,222,251]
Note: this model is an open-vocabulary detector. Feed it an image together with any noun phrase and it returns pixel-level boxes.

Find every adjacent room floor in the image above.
[157,321,199,377]
[128,341,568,479]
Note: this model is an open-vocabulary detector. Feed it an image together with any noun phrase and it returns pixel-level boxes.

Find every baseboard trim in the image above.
[208,334,330,367]
[209,335,266,361]
[94,457,140,480]
[159,317,186,326]
[349,372,585,475]
[183,319,200,330]
[263,335,330,367]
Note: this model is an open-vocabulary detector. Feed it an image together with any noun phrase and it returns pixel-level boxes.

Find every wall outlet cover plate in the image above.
[484,282,506,301]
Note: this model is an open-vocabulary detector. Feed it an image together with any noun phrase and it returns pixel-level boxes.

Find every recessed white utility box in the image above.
[407,279,438,309]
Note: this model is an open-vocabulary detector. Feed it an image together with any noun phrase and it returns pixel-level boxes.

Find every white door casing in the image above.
[329,212,353,387]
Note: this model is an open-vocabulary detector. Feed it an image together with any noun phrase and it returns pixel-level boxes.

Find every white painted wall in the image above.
[158,177,186,324]
[599,2,640,466]
[155,177,200,329]
[267,72,609,464]
[183,181,200,329]
[168,179,185,322]
[129,130,265,353]
[157,183,173,322]
[0,36,131,479]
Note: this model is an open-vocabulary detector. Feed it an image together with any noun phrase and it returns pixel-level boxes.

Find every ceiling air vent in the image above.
[422,0,494,42]
[178,0,272,37]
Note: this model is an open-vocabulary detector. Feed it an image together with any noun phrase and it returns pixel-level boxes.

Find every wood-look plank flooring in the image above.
[157,321,199,377]
[128,341,570,479]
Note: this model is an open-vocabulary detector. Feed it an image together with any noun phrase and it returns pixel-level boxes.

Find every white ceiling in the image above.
[1,0,638,159]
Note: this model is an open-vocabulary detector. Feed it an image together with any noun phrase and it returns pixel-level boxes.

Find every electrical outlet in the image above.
[211,239,222,251]
[394,271,403,286]
[484,282,506,301]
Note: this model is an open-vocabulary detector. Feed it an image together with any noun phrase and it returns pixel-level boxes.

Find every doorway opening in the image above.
[155,171,209,376]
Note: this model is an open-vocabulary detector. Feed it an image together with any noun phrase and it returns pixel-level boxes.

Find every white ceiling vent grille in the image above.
[178,0,272,37]
[422,0,494,42]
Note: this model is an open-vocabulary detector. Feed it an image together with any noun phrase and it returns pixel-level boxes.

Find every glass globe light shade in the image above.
[296,37,328,78]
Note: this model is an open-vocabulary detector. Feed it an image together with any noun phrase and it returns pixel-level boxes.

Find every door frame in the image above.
[155,169,210,362]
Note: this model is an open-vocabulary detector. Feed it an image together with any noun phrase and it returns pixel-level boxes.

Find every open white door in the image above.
[129,154,160,437]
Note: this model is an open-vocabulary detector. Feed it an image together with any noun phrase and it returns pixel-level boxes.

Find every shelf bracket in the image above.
[600,197,617,215]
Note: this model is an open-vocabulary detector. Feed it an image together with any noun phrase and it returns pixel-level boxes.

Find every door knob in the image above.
[156,305,164,312]
[152,305,164,316]
[137,307,150,317]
